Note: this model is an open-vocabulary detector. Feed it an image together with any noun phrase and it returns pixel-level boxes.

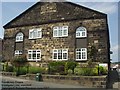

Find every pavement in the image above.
[1,76,86,89]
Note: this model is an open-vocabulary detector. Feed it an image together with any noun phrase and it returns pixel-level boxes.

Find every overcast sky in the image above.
[0,0,119,62]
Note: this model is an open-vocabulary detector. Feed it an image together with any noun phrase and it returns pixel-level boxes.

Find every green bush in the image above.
[6,65,14,72]
[83,68,93,76]
[29,67,45,74]
[92,68,98,76]
[67,69,73,75]
[12,55,27,66]
[48,61,78,75]
[48,61,65,74]
[99,66,108,75]
[65,61,78,74]
[13,66,27,75]
[74,68,84,75]
[74,67,98,76]
[19,67,27,75]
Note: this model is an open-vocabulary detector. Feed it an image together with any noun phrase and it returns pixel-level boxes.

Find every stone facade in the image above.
[3,2,110,66]
[0,38,3,60]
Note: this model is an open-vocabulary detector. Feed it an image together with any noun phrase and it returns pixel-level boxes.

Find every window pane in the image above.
[76,27,87,38]
[53,30,57,36]
[63,53,67,59]
[53,53,57,59]
[58,29,62,36]
[79,52,81,59]
[82,52,86,59]
[16,32,23,42]
[29,32,33,38]
[37,54,40,59]
[15,50,22,56]
[53,50,57,52]
[28,54,32,59]
[82,32,85,36]
[33,53,36,59]
[38,31,41,37]
[76,48,87,60]
[19,51,22,54]
[62,26,68,36]
[28,50,41,61]
[33,30,37,38]
[63,30,67,36]
[58,50,62,59]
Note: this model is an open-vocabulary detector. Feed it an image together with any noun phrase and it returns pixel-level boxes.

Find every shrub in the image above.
[48,61,78,75]
[99,66,108,75]
[67,69,73,75]
[6,65,14,72]
[65,61,78,74]
[74,67,98,76]
[74,68,84,75]
[19,67,27,75]
[48,61,65,74]
[12,55,27,67]
[83,68,93,76]
[29,67,45,74]
[11,55,28,76]
[92,67,98,76]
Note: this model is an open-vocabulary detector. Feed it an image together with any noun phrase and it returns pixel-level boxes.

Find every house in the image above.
[3,1,110,67]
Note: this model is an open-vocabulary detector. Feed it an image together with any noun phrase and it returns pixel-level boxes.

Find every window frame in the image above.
[29,28,42,39]
[53,49,68,61]
[15,50,22,56]
[28,50,41,61]
[53,26,68,37]
[76,48,87,61]
[15,32,24,42]
[76,27,87,38]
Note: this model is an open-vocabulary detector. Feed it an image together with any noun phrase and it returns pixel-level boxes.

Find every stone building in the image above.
[3,2,110,66]
[0,38,3,61]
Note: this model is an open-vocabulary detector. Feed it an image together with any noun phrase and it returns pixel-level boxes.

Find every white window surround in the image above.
[53,49,68,61]
[29,28,42,39]
[28,50,41,61]
[16,32,24,42]
[76,27,87,38]
[76,48,87,61]
[94,40,98,44]
[53,26,68,37]
[15,50,22,56]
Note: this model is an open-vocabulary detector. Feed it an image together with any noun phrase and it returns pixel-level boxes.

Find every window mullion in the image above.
[62,50,63,60]
[56,49,58,60]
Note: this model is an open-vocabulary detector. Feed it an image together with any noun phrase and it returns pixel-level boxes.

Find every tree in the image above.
[88,45,98,62]
[11,55,27,76]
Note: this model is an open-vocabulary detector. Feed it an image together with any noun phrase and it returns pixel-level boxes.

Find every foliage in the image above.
[12,55,27,67]
[13,66,46,75]
[29,67,46,74]
[48,61,65,74]
[19,67,27,75]
[11,55,27,76]
[48,61,77,75]
[98,66,108,75]
[88,45,98,61]
[6,65,14,72]
[65,61,78,74]
[67,69,73,75]
[74,65,107,76]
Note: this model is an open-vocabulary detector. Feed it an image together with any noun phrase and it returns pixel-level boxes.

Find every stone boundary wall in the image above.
[42,75,107,88]
[1,72,107,88]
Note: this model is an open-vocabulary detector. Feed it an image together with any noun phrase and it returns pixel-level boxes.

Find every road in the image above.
[1,76,86,89]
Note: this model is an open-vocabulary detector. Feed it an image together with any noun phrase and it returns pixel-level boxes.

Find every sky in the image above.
[0,0,119,62]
